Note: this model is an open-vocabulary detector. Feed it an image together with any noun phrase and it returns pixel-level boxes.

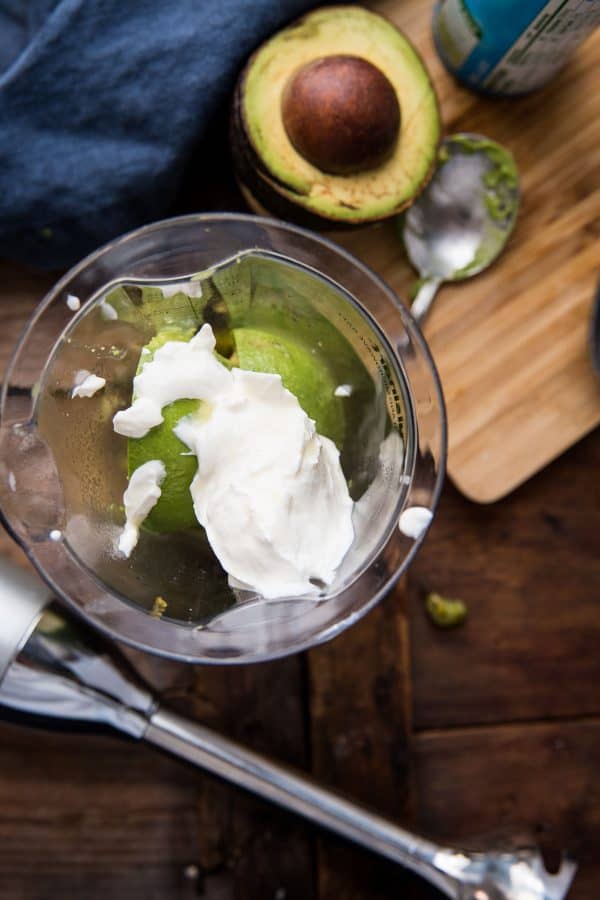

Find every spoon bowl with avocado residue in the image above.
[401,133,520,321]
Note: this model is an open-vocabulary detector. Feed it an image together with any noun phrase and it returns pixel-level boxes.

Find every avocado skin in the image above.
[231,6,441,228]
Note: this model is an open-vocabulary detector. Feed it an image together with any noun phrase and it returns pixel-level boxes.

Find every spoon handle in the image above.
[145,706,458,898]
[410,277,442,322]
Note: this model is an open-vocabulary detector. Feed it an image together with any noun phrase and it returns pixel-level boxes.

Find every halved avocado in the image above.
[231,5,441,226]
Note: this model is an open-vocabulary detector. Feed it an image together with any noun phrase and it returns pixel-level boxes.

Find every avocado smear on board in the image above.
[425,592,468,628]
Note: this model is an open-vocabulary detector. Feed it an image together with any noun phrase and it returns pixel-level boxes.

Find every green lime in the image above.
[127,326,345,533]
[233,327,344,446]
[128,396,200,532]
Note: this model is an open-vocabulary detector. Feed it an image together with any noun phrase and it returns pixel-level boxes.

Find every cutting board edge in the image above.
[447,417,600,504]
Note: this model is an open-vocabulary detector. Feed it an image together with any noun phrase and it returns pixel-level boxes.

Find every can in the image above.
[433,0,600,95]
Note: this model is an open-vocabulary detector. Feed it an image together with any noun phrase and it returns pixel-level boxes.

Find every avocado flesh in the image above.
[127,327,345,534]
[240,5,440,223]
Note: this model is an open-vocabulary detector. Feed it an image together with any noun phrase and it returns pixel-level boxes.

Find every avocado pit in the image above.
[281,55,401,175]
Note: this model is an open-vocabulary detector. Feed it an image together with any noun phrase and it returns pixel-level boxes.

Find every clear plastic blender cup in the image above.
[0,214,446,663]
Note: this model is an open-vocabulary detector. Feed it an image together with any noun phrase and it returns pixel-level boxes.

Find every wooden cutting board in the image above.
[333,0,600,503]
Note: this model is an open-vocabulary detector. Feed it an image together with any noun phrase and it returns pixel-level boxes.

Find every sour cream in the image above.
[72,371,106,398]
[398,506,432,540]
[114,324,354,598]
[118,460,165,558]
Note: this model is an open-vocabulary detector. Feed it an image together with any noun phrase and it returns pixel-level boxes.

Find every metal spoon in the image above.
[0,557,576,900]
[402,133,520,321]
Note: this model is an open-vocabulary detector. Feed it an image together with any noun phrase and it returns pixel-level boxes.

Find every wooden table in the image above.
[1,13,599,900]
[1,254,600,900]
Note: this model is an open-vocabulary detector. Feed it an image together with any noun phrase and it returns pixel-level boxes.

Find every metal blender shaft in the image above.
[146,707,454,895]
[0,557,576,900]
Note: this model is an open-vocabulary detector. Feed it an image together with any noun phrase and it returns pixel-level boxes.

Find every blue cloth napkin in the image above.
[0,0,314,269]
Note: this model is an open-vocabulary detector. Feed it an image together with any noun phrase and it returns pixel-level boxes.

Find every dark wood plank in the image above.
[0,721,203,900]
[2,867,207,900]
[168,658,315,900]
[0,262,56,387]
[0,655,314,900]
[307,581,426,900]
[409,429,600,730]
[412,718,600,899]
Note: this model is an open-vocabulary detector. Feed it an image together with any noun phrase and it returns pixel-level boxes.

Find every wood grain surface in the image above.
[333,0,600,503]
[1,420,598,899]
[0,1,599,899]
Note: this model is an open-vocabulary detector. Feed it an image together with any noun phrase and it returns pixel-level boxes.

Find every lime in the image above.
[233,328,344,446]
[128,396,200,532]
[127,326,345,533]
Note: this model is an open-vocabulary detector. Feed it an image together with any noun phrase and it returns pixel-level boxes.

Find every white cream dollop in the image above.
[334,384,353,398]
[100,300,118,321]
[398,506,432,540]
[114,324,354,597]
[113,329,230,438]
[118,459,166,557]
[72,371,106,398]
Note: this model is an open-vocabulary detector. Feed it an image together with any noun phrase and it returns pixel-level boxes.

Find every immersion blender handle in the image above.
[145,707,459,899]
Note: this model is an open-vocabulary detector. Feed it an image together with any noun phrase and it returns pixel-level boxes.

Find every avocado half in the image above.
[231,5,441,227]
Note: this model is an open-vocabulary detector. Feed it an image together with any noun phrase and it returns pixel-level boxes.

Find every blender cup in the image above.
[0,214,445,663]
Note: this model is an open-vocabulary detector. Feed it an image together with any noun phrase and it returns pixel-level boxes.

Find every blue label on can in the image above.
[433,0,600,94]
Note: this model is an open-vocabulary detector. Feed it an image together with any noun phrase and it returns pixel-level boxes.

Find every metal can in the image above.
[433,0,600,95]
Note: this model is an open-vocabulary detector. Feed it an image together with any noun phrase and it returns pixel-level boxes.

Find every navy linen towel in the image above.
[0,0,313,269]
